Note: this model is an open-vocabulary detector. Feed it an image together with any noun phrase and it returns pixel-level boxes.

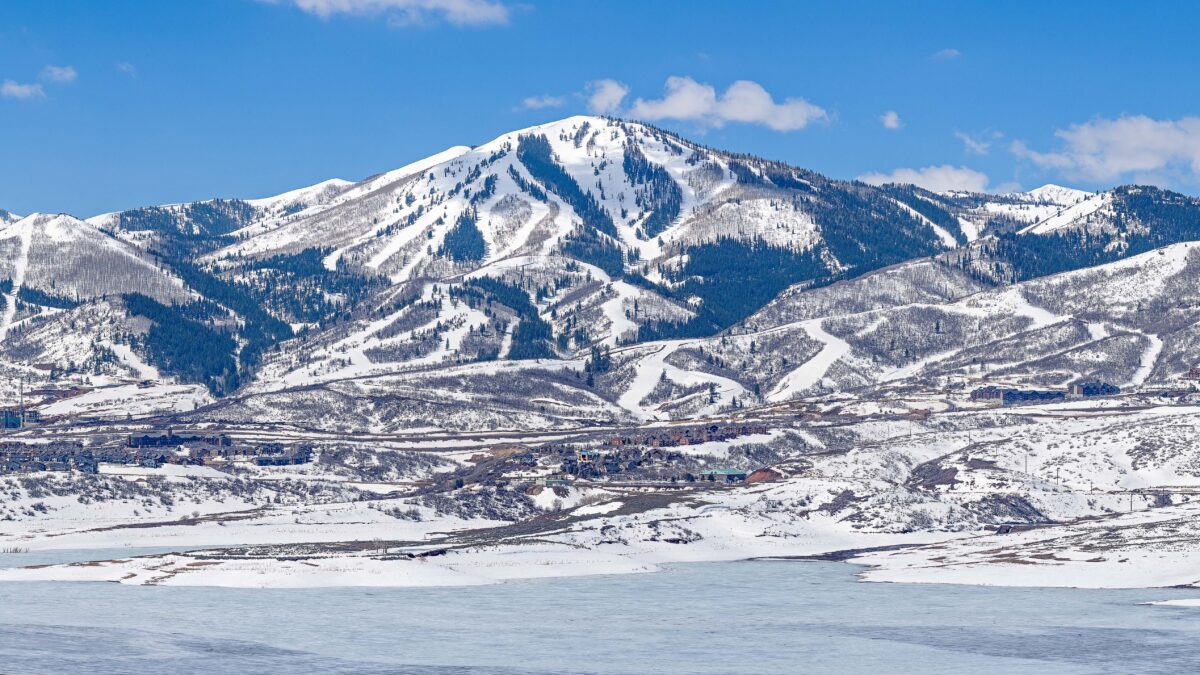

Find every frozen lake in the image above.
[1,549,1198,673]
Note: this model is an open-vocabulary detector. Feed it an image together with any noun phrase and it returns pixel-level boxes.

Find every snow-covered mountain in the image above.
[4,115,1200,428]
[200,117,956,277]
[11,117,1200,594]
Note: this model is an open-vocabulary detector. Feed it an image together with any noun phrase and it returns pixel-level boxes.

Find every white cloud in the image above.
[858,165,990,193]
[520,94,564,110]
[117,62,138,78]
[1,80,45,99]
[880,110,902,130]
[631,76,715,121]
[629,76,826,131]
[585,79,628,115]
[931,48,961,60]
[40,65,77,84]
[955,130,991,155]
[263,0,510,26]
[1011,115,1200,184]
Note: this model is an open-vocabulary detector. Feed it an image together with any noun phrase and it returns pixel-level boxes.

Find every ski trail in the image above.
[617,341,682,419]
[599,281,639,347]
[1006,289,1063,330]
[0,219,33,344]
[617,340,747,420]
[768,320,851,401]
[105,341,161,380]
[1128,331,1163,387]
[890,198,958,248]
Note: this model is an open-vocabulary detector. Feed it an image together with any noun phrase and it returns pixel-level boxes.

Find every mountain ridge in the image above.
[3,115,1200,427]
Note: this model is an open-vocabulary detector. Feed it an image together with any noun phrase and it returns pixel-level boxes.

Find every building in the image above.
[0,409,37,428]
[127,430,232,448]
[1068,381,1121,397]
[969,386,1006,402]
[1002,389,1065,405]
[700,469,748,483]
[253,447,313,466]
[971,387,1065,405]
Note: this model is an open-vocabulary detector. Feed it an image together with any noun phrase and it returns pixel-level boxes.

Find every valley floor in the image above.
[2,393,1199,591]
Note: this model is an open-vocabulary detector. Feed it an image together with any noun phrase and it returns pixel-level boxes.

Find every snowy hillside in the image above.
[1,213,190,304]
[988,183,1095,227]
[4,116,1200,426]
[150,238,1200,434]
[0,116,969,411]
[204,117,953,278]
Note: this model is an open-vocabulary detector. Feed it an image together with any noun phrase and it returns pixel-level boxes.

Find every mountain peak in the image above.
[1023,183,1093,206]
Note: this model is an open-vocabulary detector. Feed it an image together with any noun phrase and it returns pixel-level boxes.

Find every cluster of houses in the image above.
[127,430,233,448]
[1,443,100,473]
[556,446,681,478]
[126,430,313,467]
[970,381,1120,405]
[548,444,750,484]
[600,424,770,449]
[0,443,202,474]
[529,425,770,482]
[0,432,315,475]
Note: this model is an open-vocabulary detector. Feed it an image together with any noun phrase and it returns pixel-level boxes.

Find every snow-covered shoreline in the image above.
[5,495,1199,590]
[849,500,1200,589]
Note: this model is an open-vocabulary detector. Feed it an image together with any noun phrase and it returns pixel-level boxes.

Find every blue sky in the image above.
[4,0,1200,216]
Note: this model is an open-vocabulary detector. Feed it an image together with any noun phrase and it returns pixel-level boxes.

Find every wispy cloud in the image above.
[261,0,511,26]
[3,64,76,101]
[628,76,826,131]
[930,47,961,61]
[117,62,138,78]
[1011,115,1200,185]
[519,94,564,110]
[1,80,45,100]
[40,65,77,84]
[585,79,629,115]
[955,130,992,155]
[858,165,990,193]
[880,110,902,130]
